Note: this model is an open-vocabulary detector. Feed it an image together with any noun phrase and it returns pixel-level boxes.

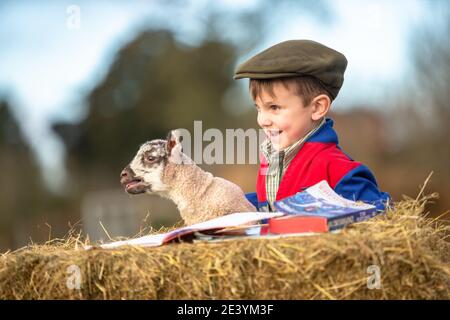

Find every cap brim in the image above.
[233,72,338,100]
[233,72,301,80]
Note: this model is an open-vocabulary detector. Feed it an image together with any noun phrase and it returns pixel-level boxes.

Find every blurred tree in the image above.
[410,4,450,213]
[0,99,45,248]
[409,1,450,156]
[52,0,333,192]
[385,0,450,214]
[53,30,243,191]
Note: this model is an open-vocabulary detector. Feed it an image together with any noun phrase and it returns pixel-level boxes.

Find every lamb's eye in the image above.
[146,155,156,162]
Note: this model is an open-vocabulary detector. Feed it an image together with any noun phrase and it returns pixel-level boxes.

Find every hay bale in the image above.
[1,195,449,299]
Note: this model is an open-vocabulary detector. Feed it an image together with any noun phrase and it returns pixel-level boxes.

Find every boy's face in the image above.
[254,82,316,151]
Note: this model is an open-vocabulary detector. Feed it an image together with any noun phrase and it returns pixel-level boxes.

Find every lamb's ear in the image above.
[165,130,183,155]
[166,130,184,163]
[166,131,177,156]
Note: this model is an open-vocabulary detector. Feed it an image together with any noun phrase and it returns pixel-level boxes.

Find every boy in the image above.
[234,40,390,211]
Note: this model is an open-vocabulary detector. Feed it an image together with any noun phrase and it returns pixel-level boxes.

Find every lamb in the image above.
[120,130,257,225]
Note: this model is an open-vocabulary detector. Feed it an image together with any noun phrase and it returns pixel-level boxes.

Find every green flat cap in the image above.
[234,40,348,100]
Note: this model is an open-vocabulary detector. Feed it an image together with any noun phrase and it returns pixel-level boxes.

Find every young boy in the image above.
[234,40,390,212]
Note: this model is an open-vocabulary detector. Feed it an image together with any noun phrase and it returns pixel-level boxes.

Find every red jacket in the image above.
[246,119,390,211]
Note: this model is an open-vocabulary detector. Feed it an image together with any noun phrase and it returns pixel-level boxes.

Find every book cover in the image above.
[271,180,380,233]
[268,215,328,234]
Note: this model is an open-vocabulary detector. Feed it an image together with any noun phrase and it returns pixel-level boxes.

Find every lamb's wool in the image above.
[163,153,256,225]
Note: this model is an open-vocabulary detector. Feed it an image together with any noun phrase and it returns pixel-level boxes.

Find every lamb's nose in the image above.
[120,167,131,180]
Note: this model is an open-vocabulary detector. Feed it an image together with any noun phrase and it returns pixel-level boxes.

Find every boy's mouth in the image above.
[265,129,283,139]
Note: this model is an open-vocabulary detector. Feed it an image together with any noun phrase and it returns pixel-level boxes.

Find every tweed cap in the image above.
[234,40,348,100]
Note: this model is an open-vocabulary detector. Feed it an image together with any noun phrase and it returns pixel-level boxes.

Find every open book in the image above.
[85,211,283,249]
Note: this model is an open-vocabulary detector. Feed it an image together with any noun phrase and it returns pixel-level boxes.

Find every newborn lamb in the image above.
[120,130,256,225]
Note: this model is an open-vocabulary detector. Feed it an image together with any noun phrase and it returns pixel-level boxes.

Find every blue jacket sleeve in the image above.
[334,164,391,211]
[245,192,259,209]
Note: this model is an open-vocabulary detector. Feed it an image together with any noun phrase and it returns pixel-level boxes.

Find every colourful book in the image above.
[270,180,380,233]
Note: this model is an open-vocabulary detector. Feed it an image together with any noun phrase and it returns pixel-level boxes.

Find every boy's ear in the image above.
[311,94,331,121]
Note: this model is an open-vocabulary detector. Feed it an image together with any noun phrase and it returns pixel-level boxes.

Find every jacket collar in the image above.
[307,118,339,144]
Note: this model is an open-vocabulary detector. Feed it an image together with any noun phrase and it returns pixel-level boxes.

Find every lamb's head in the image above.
[120,130,185,195]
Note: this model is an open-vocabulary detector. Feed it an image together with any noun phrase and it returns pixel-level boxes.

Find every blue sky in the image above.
[0,0,434,191]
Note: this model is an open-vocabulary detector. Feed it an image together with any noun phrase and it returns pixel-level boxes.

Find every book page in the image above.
[306,180,375,209]
[97,233,169,249]
[186,211,283,229]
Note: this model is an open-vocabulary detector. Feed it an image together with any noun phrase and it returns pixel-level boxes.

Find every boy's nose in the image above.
[258,113,273,127]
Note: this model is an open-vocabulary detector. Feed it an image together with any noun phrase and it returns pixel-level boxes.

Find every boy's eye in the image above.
[270,105,280,110]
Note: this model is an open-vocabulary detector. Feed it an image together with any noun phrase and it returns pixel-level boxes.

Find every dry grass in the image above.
[0,194,449,300]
